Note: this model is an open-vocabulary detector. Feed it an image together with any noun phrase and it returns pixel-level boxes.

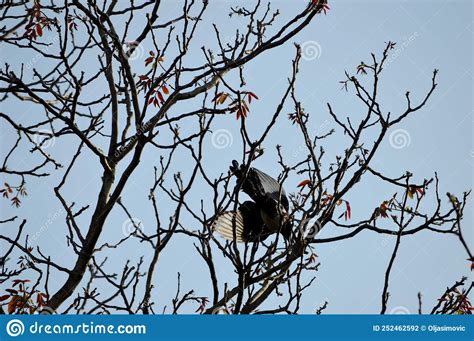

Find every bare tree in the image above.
[0,0,471,315]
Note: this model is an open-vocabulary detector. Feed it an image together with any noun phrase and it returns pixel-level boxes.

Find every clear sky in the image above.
[1,0,472,314]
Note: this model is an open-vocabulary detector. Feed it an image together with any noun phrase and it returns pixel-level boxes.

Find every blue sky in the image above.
[1,0,472,314]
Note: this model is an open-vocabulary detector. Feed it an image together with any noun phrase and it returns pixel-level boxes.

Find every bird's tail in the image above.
[212,210,246,242]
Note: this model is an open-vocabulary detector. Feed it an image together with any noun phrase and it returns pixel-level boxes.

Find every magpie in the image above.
[213,160,292,243]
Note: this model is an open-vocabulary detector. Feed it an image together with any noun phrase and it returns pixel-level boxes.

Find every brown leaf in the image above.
[36,23,42,37]
[247,92,259,104]
[212,92,223,103]
[8,296,18,314]
[157,91,164,104]
[217,93,228,105]
[145,57,153,66]
[297,179,312,189]
[11,197,21,207]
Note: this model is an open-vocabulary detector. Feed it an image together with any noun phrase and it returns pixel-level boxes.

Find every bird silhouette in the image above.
[213,160,292,243]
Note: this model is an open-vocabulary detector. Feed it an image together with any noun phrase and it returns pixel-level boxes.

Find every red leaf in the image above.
[36,23,42,37]
[162,85,169,95]
[321,4,330,15]
[297,179,312,189]
[8,296,18,314]
[157,91,164,104]
[145,57,153,66]
[36,293,45,306]
[247,92,259,104]
[241,105,248,118]
[345,201,351,220]
[12,279,30,287]
[416,187,425,197]
[0,295,10,302]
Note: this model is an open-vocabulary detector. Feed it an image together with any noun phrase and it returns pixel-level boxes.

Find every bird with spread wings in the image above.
[213,160,293,243]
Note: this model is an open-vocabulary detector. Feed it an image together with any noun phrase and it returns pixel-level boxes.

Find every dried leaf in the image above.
[157,91,164,104]
[217,93,228,105]
[297,179,311,189]
[345,201,351,220]
[8,296,18,314]
[36,23,42,37]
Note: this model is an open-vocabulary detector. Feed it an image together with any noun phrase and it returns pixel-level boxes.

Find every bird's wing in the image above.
[243,167,289,211]
[213,201,267,242]
[213,210,245,242]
